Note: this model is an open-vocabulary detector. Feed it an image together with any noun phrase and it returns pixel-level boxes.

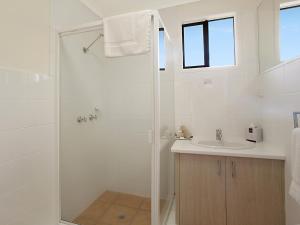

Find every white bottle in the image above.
[246,123,263,143]
[176,126,185,139]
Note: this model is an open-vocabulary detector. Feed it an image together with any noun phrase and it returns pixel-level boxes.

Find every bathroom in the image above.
[0,0,300,225]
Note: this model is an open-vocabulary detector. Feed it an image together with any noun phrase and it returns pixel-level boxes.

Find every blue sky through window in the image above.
[280,6,300,61]
[209,18,235,66]
[183,24,205,67]
[159,29,166,70]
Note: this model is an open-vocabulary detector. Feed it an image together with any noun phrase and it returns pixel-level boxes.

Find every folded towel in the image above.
[289,128,300,205]
[103,10,152,57]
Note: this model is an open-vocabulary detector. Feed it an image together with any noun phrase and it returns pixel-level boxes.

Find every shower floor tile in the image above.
[73,191,151,225]
[140,198,151,211]
[114,193,144,208]
[98,191,119,204]
[101,204,137,225]
[131,210,151,225]
[73,201,110,225]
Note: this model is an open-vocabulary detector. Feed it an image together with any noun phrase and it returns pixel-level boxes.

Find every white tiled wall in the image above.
[101,48,154,198]
[261,57,300,225]
[0,67,56,225]
[60,30,108,222]
[160,0,261,141]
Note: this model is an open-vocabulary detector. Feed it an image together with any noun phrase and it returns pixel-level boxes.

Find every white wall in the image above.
[0,0,50,74]
[102,46,154,197]
[81,0,202,17]
[60,31,108,222]
[159,0,261,141]
[53,0,100,30]
[261,58,300,225]
[0,1,57,225]
[54,0,105,222]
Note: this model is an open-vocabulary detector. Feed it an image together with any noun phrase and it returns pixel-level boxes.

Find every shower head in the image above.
[83,33,104,53]
[83,47,89,54]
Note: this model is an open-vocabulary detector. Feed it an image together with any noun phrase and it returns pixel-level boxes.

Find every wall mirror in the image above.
[258,0,300,72]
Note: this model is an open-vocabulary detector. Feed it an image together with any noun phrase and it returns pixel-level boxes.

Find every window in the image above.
[182,23,207,68]
[182,17,235,69]
[280,5,300,61]
[159,28,166,70]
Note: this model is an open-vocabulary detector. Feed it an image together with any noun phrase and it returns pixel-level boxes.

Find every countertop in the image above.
[171,140,286,160]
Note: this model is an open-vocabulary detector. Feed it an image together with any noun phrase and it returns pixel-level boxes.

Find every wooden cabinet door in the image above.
[178,154,226,225]
[226,157,285,225]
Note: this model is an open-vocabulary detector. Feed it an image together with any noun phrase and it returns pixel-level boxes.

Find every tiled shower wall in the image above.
[260,57,300,225]
[0,67,56,225]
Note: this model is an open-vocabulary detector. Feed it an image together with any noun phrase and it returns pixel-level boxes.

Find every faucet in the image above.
[216,129,223,142]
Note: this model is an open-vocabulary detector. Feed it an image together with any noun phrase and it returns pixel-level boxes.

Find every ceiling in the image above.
[80,0,202,17]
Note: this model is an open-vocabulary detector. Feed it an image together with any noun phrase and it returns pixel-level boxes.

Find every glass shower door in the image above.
[60,28,155,225]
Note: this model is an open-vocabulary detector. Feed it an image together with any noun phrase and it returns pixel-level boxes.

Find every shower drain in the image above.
[118,214,126,220]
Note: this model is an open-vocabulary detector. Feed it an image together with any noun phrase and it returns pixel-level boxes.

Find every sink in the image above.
[192,139,255,150]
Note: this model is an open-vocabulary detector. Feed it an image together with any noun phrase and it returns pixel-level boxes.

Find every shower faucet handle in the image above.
[88,114,98,121]
[77,116,84,123]
[77,116,87,123]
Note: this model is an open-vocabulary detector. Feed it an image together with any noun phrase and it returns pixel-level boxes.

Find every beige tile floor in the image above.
[73,191,152,225]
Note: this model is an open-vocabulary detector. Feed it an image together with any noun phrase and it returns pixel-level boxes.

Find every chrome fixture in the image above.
[89,114,98,121]
[216,129,223,142]
[77,116,87,123]
[294,112,300,128]
[77,107,100,123]
[83,33,104,53]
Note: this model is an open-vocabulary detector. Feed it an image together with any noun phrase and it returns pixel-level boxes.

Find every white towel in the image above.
[103,10,152,57]
[289,128,300,205]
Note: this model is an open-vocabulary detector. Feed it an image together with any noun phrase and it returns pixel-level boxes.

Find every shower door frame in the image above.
[54,13,162,225]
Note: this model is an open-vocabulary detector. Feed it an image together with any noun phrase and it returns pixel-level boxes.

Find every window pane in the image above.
[183,24,204,67]
[209,18,235,67]
[280,6,300,61]
[159,29,166,70]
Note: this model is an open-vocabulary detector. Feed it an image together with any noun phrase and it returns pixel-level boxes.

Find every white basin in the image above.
[192,139,255,150]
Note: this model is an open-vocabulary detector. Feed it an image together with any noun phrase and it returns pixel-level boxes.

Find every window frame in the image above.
[159,27,166,71]
[182,17,235,69]
[182,21,209,69]
[280,4,300,11]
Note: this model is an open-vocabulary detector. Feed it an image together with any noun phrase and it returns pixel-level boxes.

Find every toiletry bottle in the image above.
[176,126,184,139]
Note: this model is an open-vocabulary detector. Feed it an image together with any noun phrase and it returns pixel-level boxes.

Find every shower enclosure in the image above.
[58,13,174,225]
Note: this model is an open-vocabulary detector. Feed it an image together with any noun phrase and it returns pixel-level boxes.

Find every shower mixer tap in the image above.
[89,114,98,121]
[77,116,87,123]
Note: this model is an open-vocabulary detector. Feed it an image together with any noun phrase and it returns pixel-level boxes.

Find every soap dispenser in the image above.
[246,123,263,143]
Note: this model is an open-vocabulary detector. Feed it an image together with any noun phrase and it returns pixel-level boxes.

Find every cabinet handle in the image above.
[231,161,237,178]
[217,160,222,176]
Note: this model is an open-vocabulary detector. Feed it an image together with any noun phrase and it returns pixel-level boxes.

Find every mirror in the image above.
[258,0,300,72]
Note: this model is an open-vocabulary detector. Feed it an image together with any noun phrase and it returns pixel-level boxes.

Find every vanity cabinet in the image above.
[175,154,285,225]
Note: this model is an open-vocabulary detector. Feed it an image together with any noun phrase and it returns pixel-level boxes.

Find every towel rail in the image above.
[293,112,300,128]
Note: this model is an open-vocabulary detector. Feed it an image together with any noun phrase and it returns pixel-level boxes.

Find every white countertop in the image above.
[171,140,286,160]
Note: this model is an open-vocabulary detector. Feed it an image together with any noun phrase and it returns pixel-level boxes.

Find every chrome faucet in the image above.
[216,129,223,142]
